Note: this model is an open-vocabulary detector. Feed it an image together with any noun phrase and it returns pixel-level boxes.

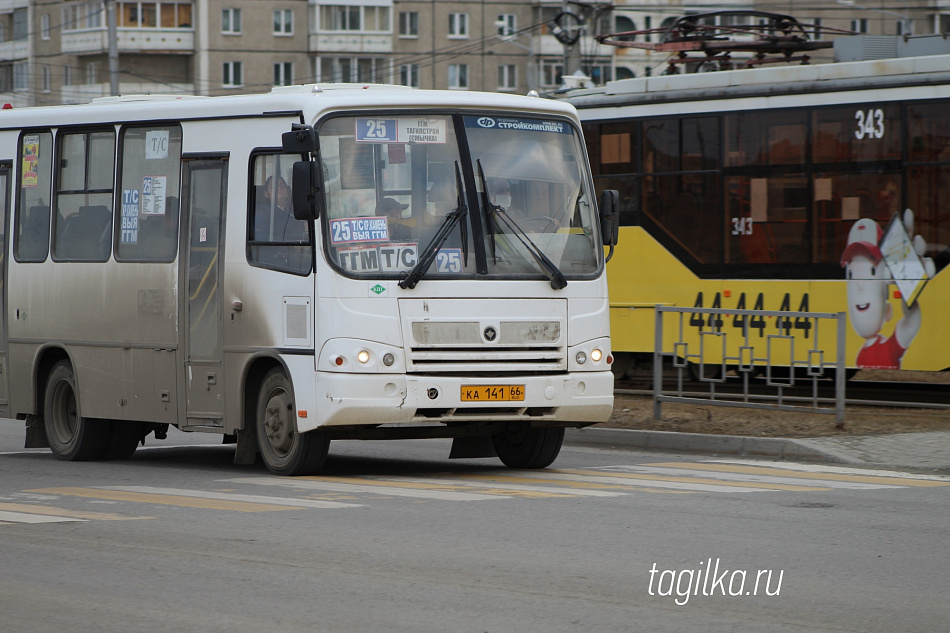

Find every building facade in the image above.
[4,0,950,106]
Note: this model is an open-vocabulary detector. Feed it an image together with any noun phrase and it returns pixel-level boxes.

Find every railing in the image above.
[653,306,847,427]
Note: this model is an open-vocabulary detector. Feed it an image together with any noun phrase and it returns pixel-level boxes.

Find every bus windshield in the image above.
[319,112,600,281]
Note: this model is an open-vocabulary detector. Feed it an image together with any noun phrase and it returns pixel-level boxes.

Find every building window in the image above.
[851,18,868,33]
[13,62,29,91]
[41,14,51,40]
[399,11,418,37]
[320,5,389,32]
[448,13,468,38]
[939,14,950,33]
[86,62,98,85]
[222,7,241,34]
[644,16,652,42]
[223,61,243,87]
[812,17,823,39]
[64,65,73,86]
[274,62,293,86]
[448,63,468,89]
[274,9,293,35]
[497,13,516,37]
[318,57,388,83]
[498,64,517,91]
[116,2,192,28]
[540,59,563,88]
[42,66,51,92]
[399,63,419,87]
[13,7,28,39]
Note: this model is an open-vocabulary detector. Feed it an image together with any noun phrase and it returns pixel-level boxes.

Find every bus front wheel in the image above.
[255,368,329,476]
[492,425,564,469]
[43,361,109,461]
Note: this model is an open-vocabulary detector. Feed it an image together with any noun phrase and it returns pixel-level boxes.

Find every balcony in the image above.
[309,33,392,54]
[62,28,194,55]
[0,39,29,62]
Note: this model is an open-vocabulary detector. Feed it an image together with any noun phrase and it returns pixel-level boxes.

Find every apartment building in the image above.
[4,0,950,107]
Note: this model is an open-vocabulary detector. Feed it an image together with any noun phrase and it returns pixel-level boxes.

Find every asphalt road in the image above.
[1,420,948,633]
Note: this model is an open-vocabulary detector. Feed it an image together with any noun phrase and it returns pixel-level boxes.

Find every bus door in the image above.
[180,157,228,429]
[0,164,8,416]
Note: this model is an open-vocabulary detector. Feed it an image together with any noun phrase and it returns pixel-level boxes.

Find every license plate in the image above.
[460,385,525,402]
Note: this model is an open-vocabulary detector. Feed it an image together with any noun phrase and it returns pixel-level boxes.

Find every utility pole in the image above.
[106,0,119,95]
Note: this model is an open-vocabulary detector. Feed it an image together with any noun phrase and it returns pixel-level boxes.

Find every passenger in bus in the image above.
[256,176,307,242]
[376,197,412,241]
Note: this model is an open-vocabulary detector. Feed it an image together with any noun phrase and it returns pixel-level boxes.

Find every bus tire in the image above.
[43,361,109,461]
[492,425,564,469]
[255,368,329,476]
[101,420,146,460]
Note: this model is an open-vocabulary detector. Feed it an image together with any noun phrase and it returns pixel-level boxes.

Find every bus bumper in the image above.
[298,370,614,433]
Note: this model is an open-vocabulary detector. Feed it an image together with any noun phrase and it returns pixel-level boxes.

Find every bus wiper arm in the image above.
[399,162,467,290]
[493,210,568,290]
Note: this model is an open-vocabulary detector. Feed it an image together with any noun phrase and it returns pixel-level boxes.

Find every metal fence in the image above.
[653,306,847,427]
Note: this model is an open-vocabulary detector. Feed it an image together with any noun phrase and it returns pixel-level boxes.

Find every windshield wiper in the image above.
[399,162,468,289]
[477,160,567,290]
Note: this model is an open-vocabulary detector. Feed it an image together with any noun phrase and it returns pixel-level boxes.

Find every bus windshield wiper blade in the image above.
[399,162,467,290]
[493,210,567,290]
[476,159,565,290]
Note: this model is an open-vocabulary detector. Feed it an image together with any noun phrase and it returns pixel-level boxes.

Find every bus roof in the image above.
[0,85,580,130]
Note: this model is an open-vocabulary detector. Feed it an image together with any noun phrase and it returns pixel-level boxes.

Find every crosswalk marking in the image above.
[224,477,507,501]
[7,459,943,525]
[634,462,950,488]
[0,501,148,523]
[0,510,85,524]
[29,487,353,512]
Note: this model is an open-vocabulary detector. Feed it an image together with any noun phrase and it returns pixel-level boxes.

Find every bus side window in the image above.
[247,154,312,275]
[16,204,50,261]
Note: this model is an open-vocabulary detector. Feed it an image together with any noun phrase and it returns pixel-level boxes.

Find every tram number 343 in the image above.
[691,292,812,339]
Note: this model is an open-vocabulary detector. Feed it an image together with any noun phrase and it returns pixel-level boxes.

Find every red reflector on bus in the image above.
[298,411,307,418]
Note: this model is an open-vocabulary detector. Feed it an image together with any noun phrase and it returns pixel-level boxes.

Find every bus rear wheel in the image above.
[492,425,564,469]
[255,368,329,476]
[44,361,109,461]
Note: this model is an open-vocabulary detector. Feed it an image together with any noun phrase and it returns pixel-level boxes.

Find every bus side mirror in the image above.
[292,161,323,221]
[282,125,318,153]
[599,189,620,247]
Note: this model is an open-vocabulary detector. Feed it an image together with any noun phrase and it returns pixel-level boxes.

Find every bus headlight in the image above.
[357,350,371,364]
[590,348,603,362]
[382,353,395,367]
[576,351,587,364]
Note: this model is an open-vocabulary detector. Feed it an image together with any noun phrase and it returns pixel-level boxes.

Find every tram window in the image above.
[593,175,639,226]
[907,101,950,163]
[642,119,678,173]
[589,122,637,175]
[813,104,900,164]
[646,173,721,263]
[725,175,808,265]
[681,117,719,171]
[115,125,183,262]
[247,153,312,275]
[907,165,950,272]
[725,111,806,167]
[14,130,53,262]
[52,129,116,262]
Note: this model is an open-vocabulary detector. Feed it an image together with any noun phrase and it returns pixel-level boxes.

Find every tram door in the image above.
[0,165,8,416]
[181,157,228,429]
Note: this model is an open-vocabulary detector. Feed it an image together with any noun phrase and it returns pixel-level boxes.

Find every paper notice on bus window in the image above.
[880,214,929,307]
[141,176,166,215]
[120,189,140,244]
[145,130,170,159]
[355,118,447,144]
[21,134,40,188]
[750,178,768,222]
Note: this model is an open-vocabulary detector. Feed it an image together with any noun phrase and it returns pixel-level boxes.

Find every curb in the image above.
[565,427,846,463]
